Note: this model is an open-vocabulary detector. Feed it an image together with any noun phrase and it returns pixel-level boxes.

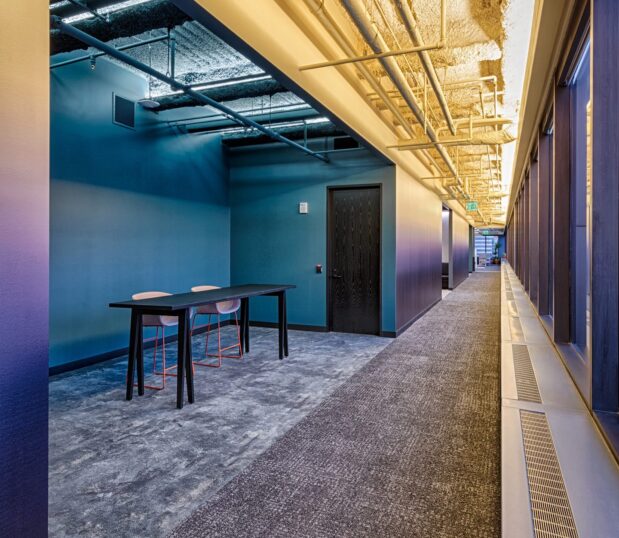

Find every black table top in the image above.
[109,284,295,311]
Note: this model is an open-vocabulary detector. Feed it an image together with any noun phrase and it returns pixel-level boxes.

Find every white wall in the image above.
[442,210,450,263]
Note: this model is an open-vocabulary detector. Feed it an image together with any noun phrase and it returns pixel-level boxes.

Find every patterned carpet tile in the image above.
[171,273,501,538]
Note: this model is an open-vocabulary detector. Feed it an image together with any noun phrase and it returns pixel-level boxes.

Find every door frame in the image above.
[326,184,382,334]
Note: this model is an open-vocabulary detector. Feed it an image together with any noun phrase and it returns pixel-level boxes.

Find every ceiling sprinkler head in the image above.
[138,99,161,110]
[89,55,96,70]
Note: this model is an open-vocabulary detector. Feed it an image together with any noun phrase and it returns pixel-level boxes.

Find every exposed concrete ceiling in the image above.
[51,0,535,225]
[179,0,534,227]
[50,0,322,141]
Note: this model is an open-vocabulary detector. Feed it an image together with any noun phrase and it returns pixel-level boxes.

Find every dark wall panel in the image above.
[530,157,540,305]
[591,0,619,412]
[553,83,571,343]
[538,131,552,315]
[451,211,470,289]
[524,177,530,292]
[0,2,49,534]
[395,169,442,332]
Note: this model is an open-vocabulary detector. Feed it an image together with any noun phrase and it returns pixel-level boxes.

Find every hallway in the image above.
[171,272,501,537]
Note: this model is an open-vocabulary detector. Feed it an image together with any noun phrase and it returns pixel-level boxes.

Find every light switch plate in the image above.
[299,202,309,214]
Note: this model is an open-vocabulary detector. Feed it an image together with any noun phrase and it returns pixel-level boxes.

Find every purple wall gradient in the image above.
[395,168,443,332]
[0,2,49,535]
[451,211,470,289]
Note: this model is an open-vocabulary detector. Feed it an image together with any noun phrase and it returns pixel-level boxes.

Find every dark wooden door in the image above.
[328,186,381,334]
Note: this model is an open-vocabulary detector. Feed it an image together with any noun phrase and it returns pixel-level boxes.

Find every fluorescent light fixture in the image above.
[154,75,273,99]
[192,75,271,92]
[202,116,331,136]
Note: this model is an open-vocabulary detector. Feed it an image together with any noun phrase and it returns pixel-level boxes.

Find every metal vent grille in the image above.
[513,345,542,403]
[113,93,135,129]
[520,410,579,537]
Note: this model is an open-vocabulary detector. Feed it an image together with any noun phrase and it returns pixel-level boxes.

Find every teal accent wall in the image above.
[50,58,230,367]
[229,145,396,333]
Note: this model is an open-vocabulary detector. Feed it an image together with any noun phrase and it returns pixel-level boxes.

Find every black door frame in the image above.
[326,184,382,335]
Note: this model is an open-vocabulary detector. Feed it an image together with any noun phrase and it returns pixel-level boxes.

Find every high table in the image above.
[110,284,295,408]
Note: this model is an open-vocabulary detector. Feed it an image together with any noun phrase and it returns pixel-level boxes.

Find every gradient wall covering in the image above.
[451,211,471,289]
[229,145,397,333]
[395,167,443,332]
[0,2,49,535]
[50,59,230,367]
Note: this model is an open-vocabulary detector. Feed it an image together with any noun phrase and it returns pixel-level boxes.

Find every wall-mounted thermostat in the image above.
[299,202,309,214]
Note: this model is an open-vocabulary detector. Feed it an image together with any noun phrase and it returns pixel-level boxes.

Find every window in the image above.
[568,39,591,356]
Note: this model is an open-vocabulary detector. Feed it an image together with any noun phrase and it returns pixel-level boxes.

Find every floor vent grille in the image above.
[513,344,542,403]
[520,410,579,538]
[506,291,514,300]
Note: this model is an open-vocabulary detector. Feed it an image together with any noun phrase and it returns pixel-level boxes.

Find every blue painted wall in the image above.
[229,145,396,333]
[50,58,230,367]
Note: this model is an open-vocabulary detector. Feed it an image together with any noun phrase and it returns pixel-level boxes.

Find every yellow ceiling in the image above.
[194,0,535,227]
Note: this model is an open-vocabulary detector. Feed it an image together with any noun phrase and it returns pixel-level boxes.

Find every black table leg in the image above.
[176,311,186,409]
[277,292,284,360]
[184,309,194,404]
[126,309,139,401]
[283,291,289,357]
[241,297,250,353]
[136,314,144,396]
[239,298,246,350]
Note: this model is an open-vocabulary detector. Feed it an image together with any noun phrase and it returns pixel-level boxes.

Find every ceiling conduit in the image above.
[51,16,330,163]
[340,0,459,181]
[393,0,456,135]
[304,0,416,141]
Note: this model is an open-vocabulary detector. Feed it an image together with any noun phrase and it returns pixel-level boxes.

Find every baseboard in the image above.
[249,321,328,332]
[394,297,441,337]
[48,321,231,376]
[380,330,397,338]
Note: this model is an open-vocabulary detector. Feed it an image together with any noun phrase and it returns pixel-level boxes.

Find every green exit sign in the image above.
[465,201,478,211]
[482,230,489,235]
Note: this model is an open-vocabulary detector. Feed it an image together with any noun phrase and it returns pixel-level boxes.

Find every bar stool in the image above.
[132,291,178,390]
[191,285,243,368]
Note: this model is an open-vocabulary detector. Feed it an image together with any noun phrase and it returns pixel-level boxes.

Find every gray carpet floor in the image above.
[48,329,390,537]
[171,272,501,538]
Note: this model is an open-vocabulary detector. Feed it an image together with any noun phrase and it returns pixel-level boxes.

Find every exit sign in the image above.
[482,230,489,235]
[465,201,478,211]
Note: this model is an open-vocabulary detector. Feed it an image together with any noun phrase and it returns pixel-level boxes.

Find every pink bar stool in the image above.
[131,291,179,390]
[191,285,243,368]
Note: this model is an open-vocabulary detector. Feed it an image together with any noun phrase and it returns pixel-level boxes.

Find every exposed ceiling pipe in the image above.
[303,0,416,140]
[303,0,441,177]
[50,0,190,55]
[341,0,458,179]
[50,33,168,69]
[393,0,456,136]
[51,16,329,163]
